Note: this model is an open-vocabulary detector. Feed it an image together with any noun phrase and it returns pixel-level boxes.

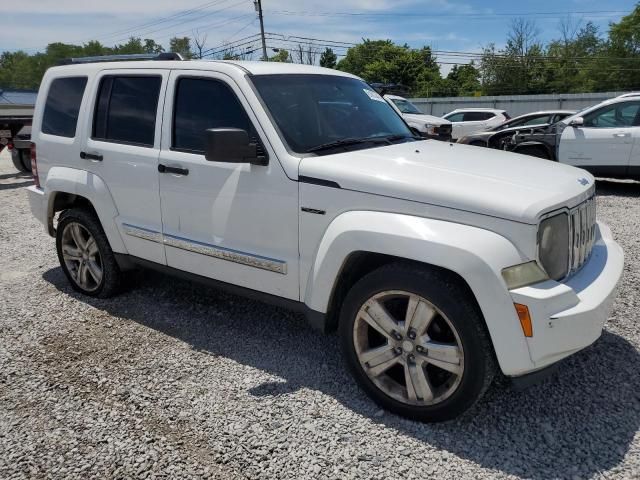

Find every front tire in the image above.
[339,263,496,422]
[56,208,122,298]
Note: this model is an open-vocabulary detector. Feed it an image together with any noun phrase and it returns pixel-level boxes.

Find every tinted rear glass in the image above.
[93,76,161,146]
[463,111,495,121]
[41,77,87,137]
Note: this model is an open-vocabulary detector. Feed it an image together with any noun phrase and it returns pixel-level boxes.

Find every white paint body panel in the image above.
[559,125,633,168]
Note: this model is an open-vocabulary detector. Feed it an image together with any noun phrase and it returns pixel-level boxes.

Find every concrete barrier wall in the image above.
[409,91,629,118]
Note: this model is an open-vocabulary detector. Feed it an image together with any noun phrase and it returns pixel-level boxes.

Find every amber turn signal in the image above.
[514,303,533,337]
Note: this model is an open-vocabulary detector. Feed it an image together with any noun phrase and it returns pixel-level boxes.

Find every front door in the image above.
[559,101,640,175]
[157,71,299,300]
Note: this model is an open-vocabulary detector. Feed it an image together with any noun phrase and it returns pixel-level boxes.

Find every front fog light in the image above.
[502,261,549,289]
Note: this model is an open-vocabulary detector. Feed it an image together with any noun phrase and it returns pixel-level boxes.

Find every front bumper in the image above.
[509,221,623,373]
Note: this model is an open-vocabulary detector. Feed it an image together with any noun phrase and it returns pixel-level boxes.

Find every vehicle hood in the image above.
[401,113,451,126]
[299,140,594,224]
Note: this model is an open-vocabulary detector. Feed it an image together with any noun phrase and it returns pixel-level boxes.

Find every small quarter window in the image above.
[42,77,87,138]
[93,76,161,147]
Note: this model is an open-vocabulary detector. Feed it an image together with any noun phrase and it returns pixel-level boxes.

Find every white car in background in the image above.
[505,93,640,179]
[443,108,510,141]
[384,95,452,141]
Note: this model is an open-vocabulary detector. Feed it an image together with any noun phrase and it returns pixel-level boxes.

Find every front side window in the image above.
[251,74,413,154]
[391,98,422,115]
[93,76,161,146]
[173,77,254,153]
[42,77,87,137]
[583,102,640,128]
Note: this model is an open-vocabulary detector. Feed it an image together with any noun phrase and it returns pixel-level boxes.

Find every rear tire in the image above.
[339,263,496,422]
[56,208,122,298]
[18,149,32,172]
[10,149,30,173]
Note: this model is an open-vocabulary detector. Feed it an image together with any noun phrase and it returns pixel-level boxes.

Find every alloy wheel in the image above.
[353,290,464,406]
[60,222,103,292]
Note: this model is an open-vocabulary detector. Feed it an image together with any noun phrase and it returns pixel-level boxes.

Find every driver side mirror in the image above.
[569,117,584,128]
[204,128,267,165]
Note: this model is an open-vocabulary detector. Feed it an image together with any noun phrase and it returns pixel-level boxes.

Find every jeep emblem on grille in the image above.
[578,178,590,186]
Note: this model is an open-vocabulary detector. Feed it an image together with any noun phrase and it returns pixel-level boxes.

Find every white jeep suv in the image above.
[27,55,623,422]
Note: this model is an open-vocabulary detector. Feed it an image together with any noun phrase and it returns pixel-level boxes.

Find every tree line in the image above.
[2,4,640,97]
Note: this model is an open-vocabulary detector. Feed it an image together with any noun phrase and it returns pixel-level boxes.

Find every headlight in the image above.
[537,213,570,280]
[425,125,437,135]
[502,261,549,289]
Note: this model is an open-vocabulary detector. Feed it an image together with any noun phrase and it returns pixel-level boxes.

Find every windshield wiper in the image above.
[305,135,414,153]
[305,137,388,153]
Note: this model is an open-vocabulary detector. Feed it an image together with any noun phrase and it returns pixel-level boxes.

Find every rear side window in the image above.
[173,77,254,153]
[41,77,87,137]
[464,111,495,121]
[93,76,161,147]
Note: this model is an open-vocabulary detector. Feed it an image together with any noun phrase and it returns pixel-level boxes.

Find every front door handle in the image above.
[613,132,631,138]
[80,151,103,161]
[158,164,189,176]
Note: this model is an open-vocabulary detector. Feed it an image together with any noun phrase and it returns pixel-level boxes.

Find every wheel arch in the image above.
[43,166,127,254]
[512,141,555,160]
[304,211,535,376]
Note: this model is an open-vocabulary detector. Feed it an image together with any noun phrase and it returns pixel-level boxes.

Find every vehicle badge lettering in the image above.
[578,178,589,186]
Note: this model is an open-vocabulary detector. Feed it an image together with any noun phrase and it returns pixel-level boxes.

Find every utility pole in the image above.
[255,0,268,61]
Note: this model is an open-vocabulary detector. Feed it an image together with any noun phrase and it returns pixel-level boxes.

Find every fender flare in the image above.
[43,166,127,254]
[304,211,534,375]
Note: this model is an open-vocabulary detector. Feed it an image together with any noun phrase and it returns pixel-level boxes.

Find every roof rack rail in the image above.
[58,52,184,65]
[616,92,640,99]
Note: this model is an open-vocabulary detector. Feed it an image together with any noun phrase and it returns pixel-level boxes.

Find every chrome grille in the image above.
[569,196,597,275]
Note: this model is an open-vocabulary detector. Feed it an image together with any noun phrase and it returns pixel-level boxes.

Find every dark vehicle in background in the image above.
[457,110,575,148]
[9,126,32,172]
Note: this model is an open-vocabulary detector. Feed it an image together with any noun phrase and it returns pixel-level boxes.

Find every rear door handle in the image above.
[613,133,631,138]
[80,151,103,161]
[158,164,189,176]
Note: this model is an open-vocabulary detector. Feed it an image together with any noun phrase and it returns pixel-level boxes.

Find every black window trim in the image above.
[170,74,268,161]
[41,75,89,139]
[91,73,163,148]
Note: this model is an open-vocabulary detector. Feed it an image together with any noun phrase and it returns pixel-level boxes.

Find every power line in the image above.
[110,0,250,44]
[266,9,627,19]
[94,0,231,42]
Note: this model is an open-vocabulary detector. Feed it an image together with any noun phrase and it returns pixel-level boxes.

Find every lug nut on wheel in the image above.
[408,329,416,340]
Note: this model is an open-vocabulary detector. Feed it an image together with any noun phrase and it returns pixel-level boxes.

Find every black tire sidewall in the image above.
[339,264,494,422]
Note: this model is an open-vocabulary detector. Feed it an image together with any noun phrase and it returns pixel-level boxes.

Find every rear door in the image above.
[559,101,639,175]
[81,69,168,264]
[459,112,495,138]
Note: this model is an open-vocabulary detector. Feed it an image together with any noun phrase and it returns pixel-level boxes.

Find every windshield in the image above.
[251,74,413,154]
[390,98,422,114]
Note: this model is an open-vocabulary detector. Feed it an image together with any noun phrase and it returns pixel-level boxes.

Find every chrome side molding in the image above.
[121,223,287,274]
[122,223,163,243]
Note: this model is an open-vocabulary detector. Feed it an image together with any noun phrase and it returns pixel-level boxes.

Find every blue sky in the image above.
[2,0,637,73]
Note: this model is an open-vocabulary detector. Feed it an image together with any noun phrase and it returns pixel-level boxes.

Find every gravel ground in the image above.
[1,148,639,480]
